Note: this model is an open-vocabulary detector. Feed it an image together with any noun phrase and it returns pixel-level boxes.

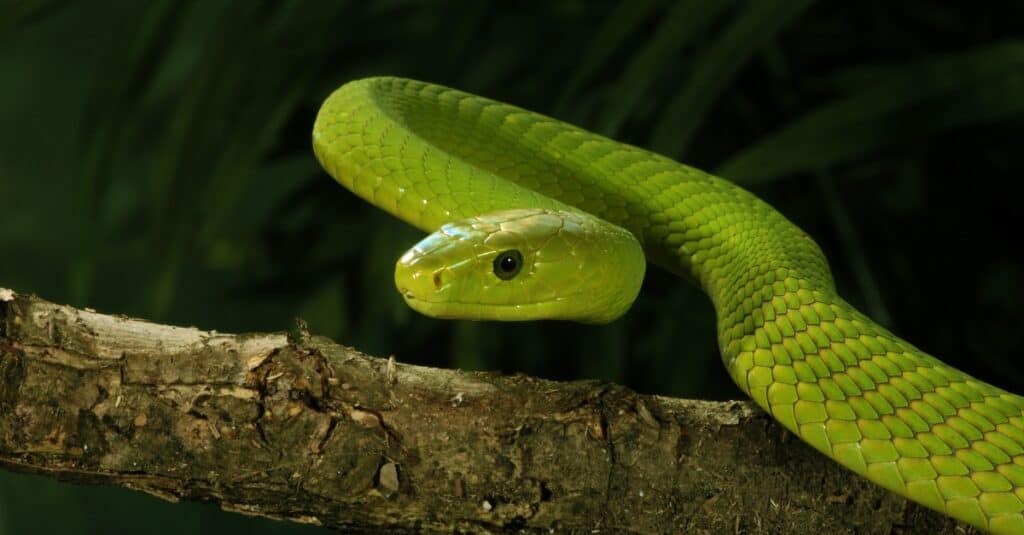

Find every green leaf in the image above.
[68,0,182,306]
[0,0,64,35]
[550,0,664,116]
[597,0,734,137]
[718,40,1024,185]
[647,0,815,157]
[815,171,892,327]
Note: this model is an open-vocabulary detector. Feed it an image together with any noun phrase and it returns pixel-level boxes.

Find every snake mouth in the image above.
[397,287,592,323]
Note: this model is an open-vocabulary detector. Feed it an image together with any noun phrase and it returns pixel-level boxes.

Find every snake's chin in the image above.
[398,290,599,323]
[400,292,511,322]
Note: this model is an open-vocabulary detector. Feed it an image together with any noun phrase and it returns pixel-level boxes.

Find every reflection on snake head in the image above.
[394,208,646,324]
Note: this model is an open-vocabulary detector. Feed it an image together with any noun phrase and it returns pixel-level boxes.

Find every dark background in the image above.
[1,1,1022,533]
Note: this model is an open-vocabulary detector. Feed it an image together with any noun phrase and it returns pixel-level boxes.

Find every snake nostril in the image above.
[432,272,443,289]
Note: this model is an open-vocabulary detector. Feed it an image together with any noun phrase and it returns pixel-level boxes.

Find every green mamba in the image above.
[313,77,1024,533]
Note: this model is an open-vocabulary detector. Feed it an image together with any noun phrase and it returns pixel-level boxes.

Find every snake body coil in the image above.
[313,77,1024,533]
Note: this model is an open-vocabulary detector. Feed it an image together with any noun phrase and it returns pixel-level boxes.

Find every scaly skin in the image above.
[312,77,1024,532]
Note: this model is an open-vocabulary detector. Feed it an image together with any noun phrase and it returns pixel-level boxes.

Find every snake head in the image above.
[394,208,645,324]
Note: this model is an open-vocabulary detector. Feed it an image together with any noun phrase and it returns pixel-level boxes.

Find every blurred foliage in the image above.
[1,1,1023,533]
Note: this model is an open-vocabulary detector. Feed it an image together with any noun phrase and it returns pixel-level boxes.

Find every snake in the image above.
[312,76,1024,533]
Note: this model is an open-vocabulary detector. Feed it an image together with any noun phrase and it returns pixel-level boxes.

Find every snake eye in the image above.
[493,249,523,280]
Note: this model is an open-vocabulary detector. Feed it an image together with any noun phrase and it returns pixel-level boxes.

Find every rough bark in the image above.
[0,288,969,533]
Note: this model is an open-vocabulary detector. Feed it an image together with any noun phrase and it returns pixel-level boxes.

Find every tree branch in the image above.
[0,288,968,533]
